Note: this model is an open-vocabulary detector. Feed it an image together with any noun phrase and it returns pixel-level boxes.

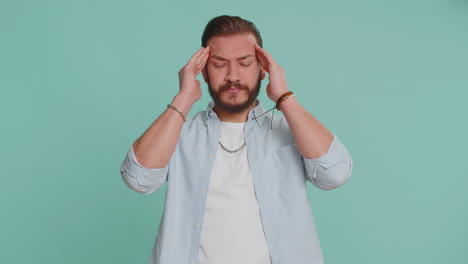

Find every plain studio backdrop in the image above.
[1,0,467,263]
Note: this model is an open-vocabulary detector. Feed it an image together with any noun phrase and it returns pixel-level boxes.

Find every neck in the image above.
[213,101,257,123]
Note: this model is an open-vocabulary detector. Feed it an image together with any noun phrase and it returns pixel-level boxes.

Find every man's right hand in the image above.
[132,47,210,170]
[178,46,211,102]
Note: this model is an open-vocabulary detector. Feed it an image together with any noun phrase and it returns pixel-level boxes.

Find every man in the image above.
[120,15,353,264]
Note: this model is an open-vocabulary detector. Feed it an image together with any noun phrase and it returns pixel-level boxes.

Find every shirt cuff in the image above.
[120,145,168,193]
[303,134,353,190]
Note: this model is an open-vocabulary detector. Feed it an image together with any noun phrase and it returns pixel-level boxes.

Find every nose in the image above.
[224,64,240,83]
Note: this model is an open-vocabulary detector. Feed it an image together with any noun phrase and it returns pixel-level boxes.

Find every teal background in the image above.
[1,0,467,263]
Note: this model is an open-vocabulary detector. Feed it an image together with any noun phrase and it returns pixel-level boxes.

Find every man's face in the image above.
[203,33,266,113]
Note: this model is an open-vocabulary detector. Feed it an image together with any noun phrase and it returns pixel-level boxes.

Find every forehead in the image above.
[207,34,258,59]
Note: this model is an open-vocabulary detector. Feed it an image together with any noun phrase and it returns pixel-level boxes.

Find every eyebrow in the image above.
[210,54,255,61]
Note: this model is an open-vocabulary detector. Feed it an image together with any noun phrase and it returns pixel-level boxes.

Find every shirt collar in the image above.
[204,100,268,126]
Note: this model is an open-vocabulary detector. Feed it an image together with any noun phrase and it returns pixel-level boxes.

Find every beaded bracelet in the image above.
[167,104,186,121]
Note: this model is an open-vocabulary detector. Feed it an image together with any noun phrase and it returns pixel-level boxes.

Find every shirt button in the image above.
[201,188,206,192]
[207,154,212,158]
[194,224,200,229]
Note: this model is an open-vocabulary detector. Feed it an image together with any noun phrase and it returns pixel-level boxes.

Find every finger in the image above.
[195,46,210,68]
[255,45,277,67]
[194,47,208,66]
[187,47,206,66]
[195,48,210,75]
[255,45,270,71]
[195,56,208,75]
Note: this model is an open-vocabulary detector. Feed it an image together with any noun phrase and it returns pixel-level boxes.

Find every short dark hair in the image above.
[201,15,263,48]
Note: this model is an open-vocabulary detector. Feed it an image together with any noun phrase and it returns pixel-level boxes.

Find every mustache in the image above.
[219,82,249,92]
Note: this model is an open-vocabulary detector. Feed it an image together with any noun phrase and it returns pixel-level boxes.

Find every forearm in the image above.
[133,92,196,168]
[280,96,334,159]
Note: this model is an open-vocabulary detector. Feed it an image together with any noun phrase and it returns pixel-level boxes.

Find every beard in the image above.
[207,71,262,114]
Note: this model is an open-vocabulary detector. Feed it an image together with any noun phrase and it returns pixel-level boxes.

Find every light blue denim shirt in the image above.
[120,101,353,264]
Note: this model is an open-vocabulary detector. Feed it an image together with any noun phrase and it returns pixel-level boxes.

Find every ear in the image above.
[202,66,209,83]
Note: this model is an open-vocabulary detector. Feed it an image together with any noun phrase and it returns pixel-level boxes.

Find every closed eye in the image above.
[213,63,226,68]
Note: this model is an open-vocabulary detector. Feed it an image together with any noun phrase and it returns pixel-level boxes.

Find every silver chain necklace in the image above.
[218,141,246,153]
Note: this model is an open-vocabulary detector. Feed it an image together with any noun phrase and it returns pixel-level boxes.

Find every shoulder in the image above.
[180,110,207,135]
[252,112,295,148]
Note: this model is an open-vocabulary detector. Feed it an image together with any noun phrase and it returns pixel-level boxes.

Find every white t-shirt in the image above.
[199,122,272,264]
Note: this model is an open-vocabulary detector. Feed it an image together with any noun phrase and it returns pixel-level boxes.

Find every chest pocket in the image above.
[272,143,307,193]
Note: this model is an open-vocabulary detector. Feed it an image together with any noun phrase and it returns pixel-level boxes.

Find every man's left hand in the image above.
[255,45,289,102]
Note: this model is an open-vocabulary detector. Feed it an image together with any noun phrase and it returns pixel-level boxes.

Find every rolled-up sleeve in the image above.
[120,145,169,194]
[303,134,353,190]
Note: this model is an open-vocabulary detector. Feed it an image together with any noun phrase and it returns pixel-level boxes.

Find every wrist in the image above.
[278,94,297,110]
[275,91,294,111]
[178,87,201,102]
[172,92,197,115]
[270,89,289,102]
